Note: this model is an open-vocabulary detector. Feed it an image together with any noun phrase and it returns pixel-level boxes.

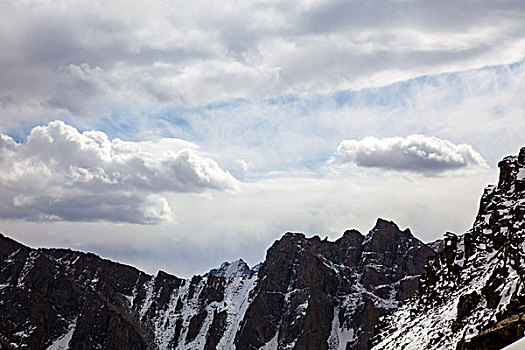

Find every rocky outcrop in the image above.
[371,147,525,350]
[460,309,525,350]
[235,219,437,350]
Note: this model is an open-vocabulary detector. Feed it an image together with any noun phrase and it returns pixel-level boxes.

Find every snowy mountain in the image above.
[0,219,437,349]
[1,147,524,349]
[206,259,256,278]
[371,147,525,349]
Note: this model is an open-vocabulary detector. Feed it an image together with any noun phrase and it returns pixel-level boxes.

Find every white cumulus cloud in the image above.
[336,135,488,173]
[0,121,238,224]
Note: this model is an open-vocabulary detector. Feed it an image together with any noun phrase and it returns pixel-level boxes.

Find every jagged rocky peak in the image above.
[340,228,365,244]
[368,217,400,233]
[371,146,525,350]
[206,258,255,278]
[363,218,419,252]
[497,146,525,192]
[0,233,153,349]
[426,238,445,254]
[234,219,436,350]
[0,230,260,349]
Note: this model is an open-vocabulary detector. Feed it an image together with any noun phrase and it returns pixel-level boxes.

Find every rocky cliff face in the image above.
[235,219,436,350]
[0,233,259,350]
[0,236,153,350]
[371,147,525,350]
[0,219,437,349]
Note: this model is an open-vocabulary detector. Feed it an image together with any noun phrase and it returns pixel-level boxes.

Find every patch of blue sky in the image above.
[79,108,197,144]
[201,98,250,111]
[126,59,522,173]
[5,59,522,176]
[92,114,138,140]
[5,112,73,143]
[6,120,45,143]
[335,59,522,109]
[265,94,300,106]
[149,110,195,135]
[93,58,521,147]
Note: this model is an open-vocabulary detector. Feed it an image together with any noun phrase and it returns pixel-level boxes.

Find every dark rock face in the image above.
[460,311,525,350]
[426,239,445,255]
[0,218,435,350]
[235,219,436,350]
[0,236,151,350]
[371,147,525,350]
[0,233,257,350]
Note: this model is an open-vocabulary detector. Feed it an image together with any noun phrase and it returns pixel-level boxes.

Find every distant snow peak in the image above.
[206,258,255,278]
[251,262,263,272]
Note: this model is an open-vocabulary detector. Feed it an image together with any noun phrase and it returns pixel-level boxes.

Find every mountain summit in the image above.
[206,259,256,278]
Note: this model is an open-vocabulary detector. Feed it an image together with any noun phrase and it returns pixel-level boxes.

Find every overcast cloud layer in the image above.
[0,121,237,223]
[336,135,488,173]
[1,0,525,125]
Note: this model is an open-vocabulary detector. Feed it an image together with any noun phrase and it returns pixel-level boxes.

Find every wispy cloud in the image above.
[0,121,237,223]
[92,61,522,177]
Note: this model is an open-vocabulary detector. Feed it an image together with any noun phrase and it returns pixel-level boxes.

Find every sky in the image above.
[1,0,525,277]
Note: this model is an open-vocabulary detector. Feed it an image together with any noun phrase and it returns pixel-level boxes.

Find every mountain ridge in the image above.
[0,217,437,349]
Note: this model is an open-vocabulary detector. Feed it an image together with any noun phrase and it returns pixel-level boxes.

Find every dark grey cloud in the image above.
[0,190,171,224]
[296,0,525,34]
[0,121,238,223]
[1,0,524,124]
[336,135,488,173]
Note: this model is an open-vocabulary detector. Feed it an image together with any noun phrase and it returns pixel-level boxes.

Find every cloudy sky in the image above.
[1,0,524,277]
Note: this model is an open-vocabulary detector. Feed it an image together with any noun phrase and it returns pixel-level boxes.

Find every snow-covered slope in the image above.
[141,272,257,349]
[371,147,525,349]
[503,336,525,350]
